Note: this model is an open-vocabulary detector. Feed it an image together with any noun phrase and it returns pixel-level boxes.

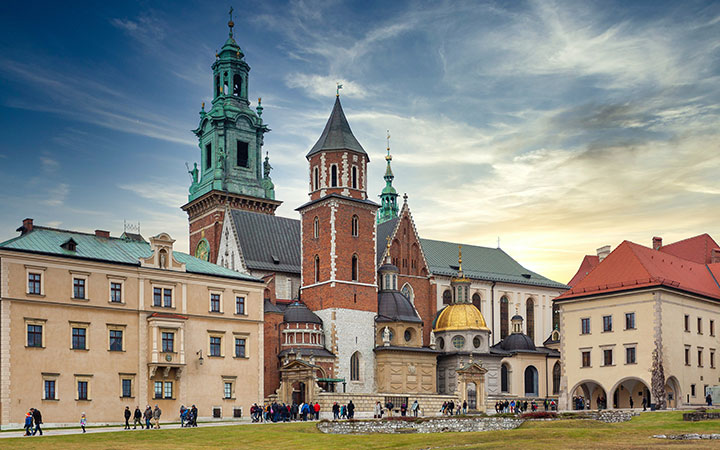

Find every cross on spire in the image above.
[228,6,235,37]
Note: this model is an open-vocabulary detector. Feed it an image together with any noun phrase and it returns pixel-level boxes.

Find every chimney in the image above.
[17,218,34,235]
[596,245,611,262]
[95,230,110,238]
[652,236,662,250]
[712,249,720,264]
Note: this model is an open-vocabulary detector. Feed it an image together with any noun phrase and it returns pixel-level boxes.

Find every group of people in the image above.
[440,400,466,415]
[249,401,322,422]
[331,401,356,419]
[495,399,556,414]
[123,405,162,430]
[179,405,199,427]
[23,408,43,436]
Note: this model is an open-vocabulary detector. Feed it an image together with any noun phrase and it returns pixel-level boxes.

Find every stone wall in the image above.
[683,412,720,421]
[316,392,458,419]
[317,416,524,434]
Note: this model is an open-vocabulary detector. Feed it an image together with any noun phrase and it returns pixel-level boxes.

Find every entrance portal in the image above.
[292,381,306,405]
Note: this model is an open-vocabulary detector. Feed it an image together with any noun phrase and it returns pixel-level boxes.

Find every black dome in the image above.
[283,302,322,325]
[511,314,523,321]
[499,333,536,351]
[376,291,422,323]
[378,262,399,273]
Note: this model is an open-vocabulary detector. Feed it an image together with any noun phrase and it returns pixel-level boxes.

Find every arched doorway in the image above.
[665,376,681,409]
[467,382,477,410]
[571,380,607,410]
[524,366,538,397]
[292,381,306,405]
[501,363,511,393]
[610,377,650,409]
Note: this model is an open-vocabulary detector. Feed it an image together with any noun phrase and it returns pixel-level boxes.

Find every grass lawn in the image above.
[4,411,720,449]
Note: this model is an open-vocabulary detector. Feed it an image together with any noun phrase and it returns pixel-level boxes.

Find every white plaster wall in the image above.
[315,308,376,394]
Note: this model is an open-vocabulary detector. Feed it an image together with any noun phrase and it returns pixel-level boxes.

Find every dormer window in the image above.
[272,255,280,265]
[61,238,77,252]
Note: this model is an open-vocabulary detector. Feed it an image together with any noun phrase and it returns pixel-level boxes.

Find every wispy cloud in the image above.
[43,183,69,207]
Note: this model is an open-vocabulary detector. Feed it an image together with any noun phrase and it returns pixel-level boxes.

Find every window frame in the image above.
[209,333,224,357]
[698,347,704,367]
[624,312,636,330]
[581,350,591,368]
[330,164,338,187]
[73,276,87,300]
[42,374,58,400]
[698,317,703,335]
[684,314,690,332]
[70,323,89,350]
[351,215,359,237]
[164,381,173,399]
[580,318,591,335]
[121,378,133,398]
[152,284,174,308]
[234,336,247,358]
[27,323,44,348]
[210,292,222,313]
[313,216,319,239]
[235,296,246,315]
[154,381,163,399]
[602,348,613,366]
[108,324,126,352]
[109,279,125,304]
[602,315,613,332]
[625,346,636,364]
[28,272,43,295]
[161,331,175,353]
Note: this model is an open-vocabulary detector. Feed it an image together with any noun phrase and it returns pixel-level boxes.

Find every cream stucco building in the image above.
[558,235,720,410]
[0,219,264,428]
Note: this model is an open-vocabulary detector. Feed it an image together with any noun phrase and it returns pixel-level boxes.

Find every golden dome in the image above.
[434,304,490,332]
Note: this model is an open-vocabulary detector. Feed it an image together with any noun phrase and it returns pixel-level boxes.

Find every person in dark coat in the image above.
[347,400,355,419]
[706,393,713,406]
[133,406,143,429]
[31,408,43,436]
[124,406,132,429]
[143,405,152,430]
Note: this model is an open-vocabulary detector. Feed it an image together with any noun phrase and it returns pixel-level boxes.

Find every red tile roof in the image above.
[556,240,720,301]
[567,254,599,287]
[659,233,720,265]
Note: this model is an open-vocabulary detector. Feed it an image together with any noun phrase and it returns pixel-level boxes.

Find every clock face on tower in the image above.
[195,239,210,262]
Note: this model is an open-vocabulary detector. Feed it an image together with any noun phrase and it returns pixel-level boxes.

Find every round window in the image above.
[438,337,445,350]
[404,329,412,342]
[452,335,465,349]
[473,336,482,348]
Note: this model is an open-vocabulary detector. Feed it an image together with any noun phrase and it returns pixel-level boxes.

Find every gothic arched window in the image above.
[351,215,359,237]
[313,216,319,239]
[442,289,452,305]
[526,298,535,341]
[314,256,320,283]
[552,361,561,395]
[352,166,357,189]
[350,352,360,381]
[472,293,481,312]
[500,296,509,339]
[351,254,359,281]
[313,166,319,190]
[330,165,338,187]
[501,364,510,392]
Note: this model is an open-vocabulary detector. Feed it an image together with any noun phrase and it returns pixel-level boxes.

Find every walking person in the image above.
[31,408,43,436]
[80,413,87,433]
[143,405,152,430]
[629,396,634,409]
[133,406,143,429]
[706,392,713,406]
[411,399,419,417]
[641,396,647,411]
[374,401,382,418]
[153,404,162,429]
[332,402,340,420]
[24,411,33,436]
[347,400,355,419]
[124,406,131,430]
[385,400,394,418]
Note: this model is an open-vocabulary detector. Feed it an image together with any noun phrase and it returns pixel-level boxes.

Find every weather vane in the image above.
[336,82,343,97]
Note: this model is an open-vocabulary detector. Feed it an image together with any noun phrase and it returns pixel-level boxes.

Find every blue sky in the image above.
[1,0,719,282]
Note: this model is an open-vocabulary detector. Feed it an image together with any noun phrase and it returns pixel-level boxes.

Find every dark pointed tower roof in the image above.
[306,97,367,159]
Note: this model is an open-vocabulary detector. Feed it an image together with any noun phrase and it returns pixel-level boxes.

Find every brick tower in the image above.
[297,94,379,392]
[181,13,280,264]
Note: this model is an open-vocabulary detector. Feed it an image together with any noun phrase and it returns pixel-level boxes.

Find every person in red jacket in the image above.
[313,402,321,420]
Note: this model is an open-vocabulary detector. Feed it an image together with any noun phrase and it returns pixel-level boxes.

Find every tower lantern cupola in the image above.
[377,131,399,224]
[451,245,472,304]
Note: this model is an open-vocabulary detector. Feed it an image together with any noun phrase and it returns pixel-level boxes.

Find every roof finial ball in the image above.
[336,82,343,97]
[228,6,235,37]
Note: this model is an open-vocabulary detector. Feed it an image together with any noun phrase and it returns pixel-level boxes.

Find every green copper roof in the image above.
[0,227,260,282]
[377,148,399,224]
[419,238,568,290]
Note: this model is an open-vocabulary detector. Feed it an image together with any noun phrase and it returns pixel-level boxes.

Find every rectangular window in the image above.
[210,336,222,357]
[685,347,691,365]
[581,318,590,334]
[163,289,172,307]
[44,380,56,400]
[711,320,715,336]
[205,143,212,170]
[581,351,591,367]
[235,338,246,358]
[110,282,122,303]
[224,382,233,399]
[73,278,86,299]
[153,287,162,307]
[162,332,174,353]
[711,351,716,368]
[237,140,249,168]
[164,381,173,399]
[210,294,221,312]
[602,315,612,332]
[109,330,123,351]
[698,349,704,367]
[698,317,703,334]
[72,327,87,350]
[122,379,132,398]
[691,384,696,397]
[77,381,88,400]
[236,296,245,315]
[625,313,635,330]
[154,381,163,399]
[603,349,613,366]
[27,324,43,347]
[626,347,636,364]
[28,273,41,295]
[685,314,690,331]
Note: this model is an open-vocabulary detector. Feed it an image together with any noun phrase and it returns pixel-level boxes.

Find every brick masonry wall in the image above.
[188,207,224,264]
[263,311,283,398]
[307,152,367,202]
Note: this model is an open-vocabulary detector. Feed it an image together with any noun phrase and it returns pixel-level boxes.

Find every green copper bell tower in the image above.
[377,132,399,224]
[182,10,281,265]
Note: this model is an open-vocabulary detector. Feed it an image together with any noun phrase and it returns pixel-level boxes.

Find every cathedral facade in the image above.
[185,21,568,415]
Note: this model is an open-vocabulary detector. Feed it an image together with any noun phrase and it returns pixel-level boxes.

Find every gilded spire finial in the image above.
[336,82,343,97]
[228,6,235,37]
[386,235,392,250]
[386,130,392,161]
[458,245,463,274]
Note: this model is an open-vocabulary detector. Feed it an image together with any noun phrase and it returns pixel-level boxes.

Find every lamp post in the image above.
[196,349,204,365]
